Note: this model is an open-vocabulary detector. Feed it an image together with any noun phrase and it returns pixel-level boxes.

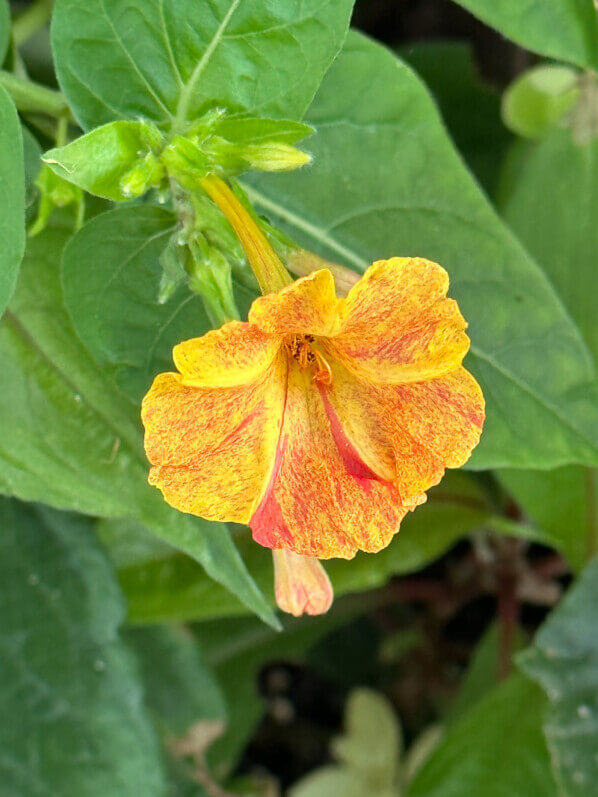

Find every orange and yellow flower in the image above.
[142,257,484,561]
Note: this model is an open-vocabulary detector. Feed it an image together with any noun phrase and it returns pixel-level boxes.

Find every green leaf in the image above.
[452,0,598,71]
[126,625,226,736]
[0,0,9,63]
[499,466,595,570]
[0,85,25,318]
[22,125,42,201]
[400,41,511,194]
[60,205,203,402]
[245,32,598,469]
[447,622,526,723]
[120,473,492,623]
[44,120,160,201]
[409,674,556,796]
[518,557,598,796]
[214,117,314,146]
[51,0,355,132]
[499,130,598,572]
[502,129,598,364]
[0,218,279,628]
[502,65,580,139]
[0,498,166,795]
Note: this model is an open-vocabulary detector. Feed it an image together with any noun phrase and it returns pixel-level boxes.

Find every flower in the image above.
[273,549,333,617]
[142,257,485,561]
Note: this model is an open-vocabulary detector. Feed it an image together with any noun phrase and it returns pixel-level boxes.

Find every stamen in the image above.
[283,334,333,385]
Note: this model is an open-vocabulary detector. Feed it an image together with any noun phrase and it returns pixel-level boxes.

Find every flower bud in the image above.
[242,142,311,172]
[273,549,333,617]
[119,152,164,198]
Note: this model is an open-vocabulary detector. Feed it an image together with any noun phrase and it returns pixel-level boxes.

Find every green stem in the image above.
[0,71,70,118]
[12,0,54,46]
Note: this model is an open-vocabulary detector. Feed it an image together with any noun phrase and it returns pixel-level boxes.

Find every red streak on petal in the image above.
[317,384,379,482]
[250,436,294,550]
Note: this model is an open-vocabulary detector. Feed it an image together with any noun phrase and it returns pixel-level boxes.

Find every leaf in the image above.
[126,625,226,737]
[499,466,594,570]
[400,41,511,194]
[292,689,401,797]
[60,205,204,402]
[499,130,598,572]
[44,120,159,201]
[119,472,493,623]
[0,218,279,628]
[452,0,598,71]
[245,32,598,470]
[502,129,598,364]
[22,125,42,208]
[447,622,526,723]
[0,498,166,795]
[518,557,598,797]
[0,0,9,63]
[502,65,579,139]
[51,0,355,132]
[409,674,556,796]
[0,85,25,318]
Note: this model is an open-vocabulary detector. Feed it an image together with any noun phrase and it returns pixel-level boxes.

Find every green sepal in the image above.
[187,237,240,327]
[29,163,84,237]
[43,119,165,201]
[502,64,579,139]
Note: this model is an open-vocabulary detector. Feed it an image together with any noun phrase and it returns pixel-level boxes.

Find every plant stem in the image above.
[12,0,54,47]
[199,174,292,294]
[0,70,70,118]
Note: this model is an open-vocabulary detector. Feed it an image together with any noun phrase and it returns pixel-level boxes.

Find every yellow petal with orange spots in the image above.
[249,361,409,559]
[333,257,470,383]
[326,359,485,505]
[249,269,342,337]
[173,320,279,388]
[142,354,286,523]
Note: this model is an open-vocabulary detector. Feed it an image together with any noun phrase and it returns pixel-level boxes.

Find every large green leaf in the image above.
[0,85,25,317]
[51,0,355,132]
[120,473,494,623]
[0,498,165,795]
[452,0,598,71]
[246,32,598,470]
[519,557,598,797]
[61,205,201,401]
[499,466,594,570]
[499,130,598,569]
[0,219,278,627]
[409,674,556,796]
[400,41,511,195]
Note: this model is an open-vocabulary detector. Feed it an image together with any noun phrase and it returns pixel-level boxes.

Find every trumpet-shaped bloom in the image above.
[142,257,484,560]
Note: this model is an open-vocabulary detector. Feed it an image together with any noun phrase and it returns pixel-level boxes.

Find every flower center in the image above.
[284,334,332,385]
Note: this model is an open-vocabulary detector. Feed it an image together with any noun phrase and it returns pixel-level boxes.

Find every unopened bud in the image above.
[243,142,311,172]
[273,549,333,617]
[120,152,164,198]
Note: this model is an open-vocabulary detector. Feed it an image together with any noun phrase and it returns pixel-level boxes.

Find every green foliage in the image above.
[51,0,355,131]
[0,218,277,628]
[247,32,598,470]
[452,0,598,70]
[502,65,580,139]
[44,120,162,201]
[409,674,556,796]
[0,0,9,63]
[0,498,166,795]
[0,86,25,317]
[519,558,598,796]
[400,41,511,194]
[291,689,401,796]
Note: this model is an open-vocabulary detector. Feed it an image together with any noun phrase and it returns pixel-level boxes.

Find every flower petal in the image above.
[250,362,409,559]
[142,355,286,522]
[249,269,341,337]
[173,321,279,388]
[326,359,485,505]
[273,549,333,617]
[333,257,470,383]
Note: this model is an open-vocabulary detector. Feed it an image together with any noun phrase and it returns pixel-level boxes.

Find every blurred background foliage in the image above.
[1,0,598,795]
